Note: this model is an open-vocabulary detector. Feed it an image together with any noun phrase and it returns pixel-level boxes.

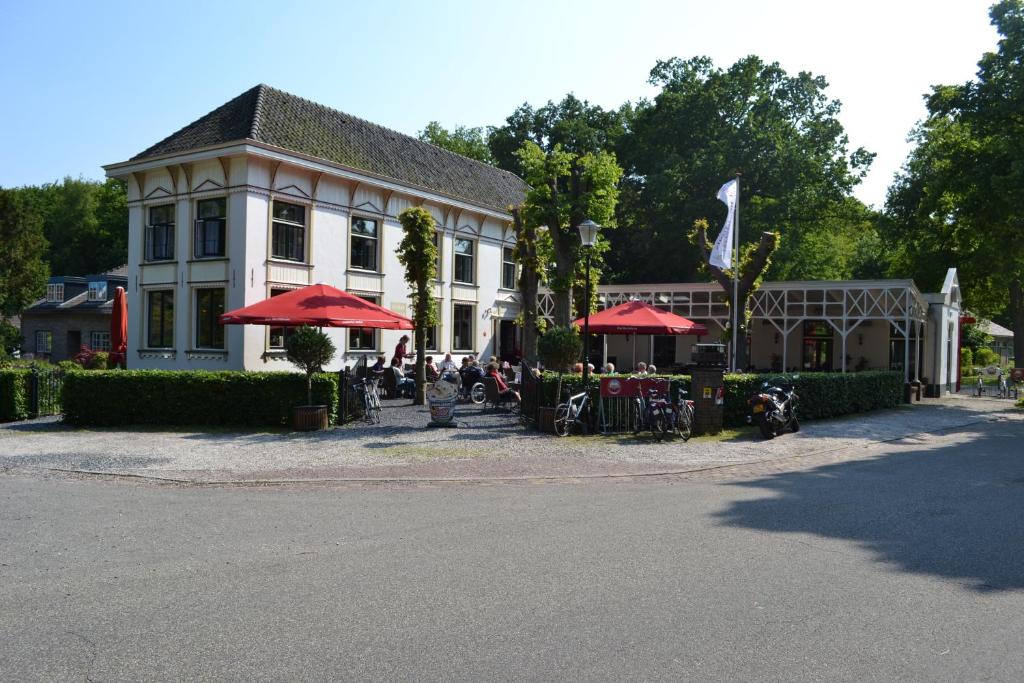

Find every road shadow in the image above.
[714,418,1024,591]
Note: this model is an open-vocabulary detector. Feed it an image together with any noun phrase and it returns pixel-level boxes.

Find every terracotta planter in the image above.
[293,405,330,431]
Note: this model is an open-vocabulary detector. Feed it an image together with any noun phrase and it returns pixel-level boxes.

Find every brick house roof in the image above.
[132,84,528,213]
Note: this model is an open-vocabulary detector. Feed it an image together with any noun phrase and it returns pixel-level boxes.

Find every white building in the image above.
[104,85,528,372]
[542,268,963,395]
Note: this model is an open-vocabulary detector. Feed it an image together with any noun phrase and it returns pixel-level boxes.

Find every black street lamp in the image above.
[578,219,601,387]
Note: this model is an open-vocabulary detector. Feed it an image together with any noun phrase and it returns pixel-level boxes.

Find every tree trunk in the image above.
[306,373,313,406]
[1010,277,1024,368]
[512,207,540,362]
[413,278,429,406]
[544,175,575,328]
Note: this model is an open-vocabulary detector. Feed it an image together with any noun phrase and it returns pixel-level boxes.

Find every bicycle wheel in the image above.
[651,410,669,441]
[554,404,573,437]
[632,399,643,435]
[677,405,692,441]
[471,382,486,404]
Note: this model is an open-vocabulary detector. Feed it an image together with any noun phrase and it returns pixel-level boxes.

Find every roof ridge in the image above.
[250,83,268,140]
[257,84,522,181]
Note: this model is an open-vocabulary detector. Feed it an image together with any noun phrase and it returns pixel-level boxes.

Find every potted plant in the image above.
[286,325,336,431]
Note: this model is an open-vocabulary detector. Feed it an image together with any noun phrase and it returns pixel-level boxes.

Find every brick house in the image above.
[19,267,128,362]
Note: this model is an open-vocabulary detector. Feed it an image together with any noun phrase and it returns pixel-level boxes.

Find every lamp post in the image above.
[578,219,601,387]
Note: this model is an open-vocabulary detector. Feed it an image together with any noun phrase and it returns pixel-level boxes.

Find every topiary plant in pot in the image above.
[286,325,336,430]
[538,325,583,408]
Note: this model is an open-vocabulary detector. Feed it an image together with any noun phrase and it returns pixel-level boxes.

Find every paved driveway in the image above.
[0,396,1018,483]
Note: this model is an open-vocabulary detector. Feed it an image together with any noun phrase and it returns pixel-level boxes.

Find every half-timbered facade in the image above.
[104,85,528,371]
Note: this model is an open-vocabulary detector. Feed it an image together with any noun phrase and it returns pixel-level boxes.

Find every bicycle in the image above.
[634,388,672,440]
[554,390,590,437]
[351,377,382,424]
[668,388,695,441]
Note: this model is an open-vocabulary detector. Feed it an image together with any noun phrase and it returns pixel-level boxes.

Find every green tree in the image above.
[516,141,622,327]
[418,122,495,165]
[609,55,874,286]
[285,325,336,406]
[885,0,1024,361]
[0,189,49,317]
[510,206,545,361]
[396,206,438,405]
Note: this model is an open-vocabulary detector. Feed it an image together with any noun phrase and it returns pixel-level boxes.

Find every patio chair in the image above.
[482,376,514,411]
[380,368,398,399]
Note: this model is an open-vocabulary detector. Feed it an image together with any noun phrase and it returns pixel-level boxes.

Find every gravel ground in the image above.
[0,395,1018,483]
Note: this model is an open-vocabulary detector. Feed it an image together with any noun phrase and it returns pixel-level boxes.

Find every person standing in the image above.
[392,334,413,367]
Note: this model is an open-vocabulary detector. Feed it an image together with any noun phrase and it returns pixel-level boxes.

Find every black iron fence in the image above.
[28,367,64,417]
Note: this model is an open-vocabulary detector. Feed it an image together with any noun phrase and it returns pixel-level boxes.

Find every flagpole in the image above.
[732,175,740,373]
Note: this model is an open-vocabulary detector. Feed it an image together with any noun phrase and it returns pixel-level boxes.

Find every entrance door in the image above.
[498,320,520,362]
[66,330,81,361]
[802,338,833,371]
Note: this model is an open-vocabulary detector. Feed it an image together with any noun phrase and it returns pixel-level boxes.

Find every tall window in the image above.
[147,290,174,348]
[90,331,111,351]
[268,288,297,349]
[433,231,443,280]
[424,324,438,351]
[46,283,63,302]
[502,246,516,289]
[88,281,107,302]
[194,198,226,258]
[35,331,52,354]
[195,288,226,349]
[271,201,306,262]
[454,238,475,284]
[349,295,379,350]
[350,217,378,271]
[146,204,175,261]
[452,303,474,351]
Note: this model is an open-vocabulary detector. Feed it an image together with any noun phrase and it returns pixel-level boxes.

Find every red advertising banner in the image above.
[600,376,670,399]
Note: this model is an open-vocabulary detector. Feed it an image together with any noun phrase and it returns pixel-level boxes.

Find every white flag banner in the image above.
[709,178,738,270]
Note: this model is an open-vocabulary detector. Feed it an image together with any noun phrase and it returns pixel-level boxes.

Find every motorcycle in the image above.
[747,376,800,439]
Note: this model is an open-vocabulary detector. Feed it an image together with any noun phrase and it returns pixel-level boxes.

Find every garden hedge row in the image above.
[62,370,338,427]
[537,370,904,428]
[0,369,29,422]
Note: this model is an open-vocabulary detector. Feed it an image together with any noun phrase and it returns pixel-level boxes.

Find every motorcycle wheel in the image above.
[470,382,486,404]
[790,415,800,433]
[758,419,776,439]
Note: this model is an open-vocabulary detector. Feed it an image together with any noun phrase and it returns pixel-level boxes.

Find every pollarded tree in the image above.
[396,206,438,405]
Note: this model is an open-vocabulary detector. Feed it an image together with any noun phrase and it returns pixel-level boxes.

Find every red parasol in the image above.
[573,300,708,336]
[219,283,413,329]
[109,286,128,367]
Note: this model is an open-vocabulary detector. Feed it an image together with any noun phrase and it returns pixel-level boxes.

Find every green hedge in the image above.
[63,370,338,427]
[0,369,29,422]
[538,370,904,428]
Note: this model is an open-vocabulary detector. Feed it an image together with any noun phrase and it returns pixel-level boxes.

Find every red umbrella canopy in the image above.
[573,300,708,336]
[109,286,128,366]
[220,284,414,329]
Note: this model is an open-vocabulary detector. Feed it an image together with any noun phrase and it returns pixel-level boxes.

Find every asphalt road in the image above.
[2,417,1023,681]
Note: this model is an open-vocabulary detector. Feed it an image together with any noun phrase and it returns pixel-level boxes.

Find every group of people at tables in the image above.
[368,335,521,403]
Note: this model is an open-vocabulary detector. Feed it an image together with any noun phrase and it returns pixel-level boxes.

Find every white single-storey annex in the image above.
[104,85,529,372]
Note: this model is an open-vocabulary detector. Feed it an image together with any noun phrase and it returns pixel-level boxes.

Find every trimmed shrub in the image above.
[63,370,338,427]
[0,369,29,422]
[538,370,903,428]
[973,347,999,367]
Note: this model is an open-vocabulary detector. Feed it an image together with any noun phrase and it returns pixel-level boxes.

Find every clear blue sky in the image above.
[0,0,998,208]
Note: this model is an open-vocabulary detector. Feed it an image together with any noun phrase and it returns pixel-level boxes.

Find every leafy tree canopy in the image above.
[418,121,495,165]
[0,188,49,317]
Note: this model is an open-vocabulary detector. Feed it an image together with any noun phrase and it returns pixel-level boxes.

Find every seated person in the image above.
[438,353,458,373]
[603,362,616,374]
[370,355,386,374]
[573,362,584,374]
[486,363,521,403]
[390,358,415,398]
[647,364,658,374]
[424,356,440,382]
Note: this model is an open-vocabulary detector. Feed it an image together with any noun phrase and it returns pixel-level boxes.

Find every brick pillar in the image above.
[691,368,725,435]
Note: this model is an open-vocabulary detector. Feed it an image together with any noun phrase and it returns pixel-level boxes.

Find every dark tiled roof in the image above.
[133,85,528,213]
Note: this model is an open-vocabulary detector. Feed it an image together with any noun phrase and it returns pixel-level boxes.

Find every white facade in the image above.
[105,148,523,372]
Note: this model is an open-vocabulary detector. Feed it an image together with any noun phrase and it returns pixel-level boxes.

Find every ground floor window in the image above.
[90,331,111,351]
[802,320,833,371]
[268,288,297,350]
[195,288,225,349]
[349,294,379,351]
[452,303,474,351]
[147,290,174,348]
[424,324,438,352]
[35,330,52,354]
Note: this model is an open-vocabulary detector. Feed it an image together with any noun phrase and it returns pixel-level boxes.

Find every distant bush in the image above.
[960,347,973,372]
[63,370,338,427]
[973,347,999,367]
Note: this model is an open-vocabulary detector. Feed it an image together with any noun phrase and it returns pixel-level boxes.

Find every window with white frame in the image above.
[88,281,107,302]
[454,238,475,284]
[146,204,175,261]
[502,246,516,289]
[271,201,306,262]
[424,323,438,352]
[349,294,379,350]
[194,197,226,258]
[147,290,174,348]
[35,330,52,354]
[195,288,226,349]
[433,231,443,280]
[90,331,111,351]
[268,288,298,349]
[452,303,474,351]
[46,283,63,302]
[350,217,379,271]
